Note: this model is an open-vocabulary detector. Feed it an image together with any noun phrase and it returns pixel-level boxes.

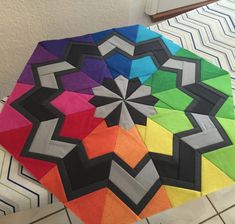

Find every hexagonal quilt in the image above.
[0,25,235,224]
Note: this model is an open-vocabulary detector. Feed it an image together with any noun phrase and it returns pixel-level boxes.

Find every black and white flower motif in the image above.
[90,75,158,130]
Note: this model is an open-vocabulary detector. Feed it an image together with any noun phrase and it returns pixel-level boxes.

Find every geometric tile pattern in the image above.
[1,185,235,224]
[0,18,235,224]
[137,184,235,224]
[0,202,83,224]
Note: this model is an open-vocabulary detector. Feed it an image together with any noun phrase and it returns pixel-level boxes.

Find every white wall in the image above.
[0,0,131,97]
[129,0,151,26]
[156,0,205,13]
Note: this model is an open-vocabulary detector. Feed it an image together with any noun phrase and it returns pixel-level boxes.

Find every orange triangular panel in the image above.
[114,126,148,168]
[65,188,108,224]
[139,186,172,218]
[40,166,67,203]
[101,189,140,224]
[83,122,119,159]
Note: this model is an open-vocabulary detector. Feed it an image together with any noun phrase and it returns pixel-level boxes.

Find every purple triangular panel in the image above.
[17,65,35,85]
[17,45,58,85]
[70,34,94,43]
[60,71,100,94]
[40,34,94,59]
[28,45,58,64]
[40,39,69,59]
[81,57,112,83]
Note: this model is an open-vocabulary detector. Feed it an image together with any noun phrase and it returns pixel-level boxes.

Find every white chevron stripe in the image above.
[178,14,235,71]
[0,146,53,216]
[206,4,235,33]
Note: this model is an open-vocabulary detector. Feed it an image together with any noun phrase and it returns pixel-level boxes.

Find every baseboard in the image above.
[150,0,218,22]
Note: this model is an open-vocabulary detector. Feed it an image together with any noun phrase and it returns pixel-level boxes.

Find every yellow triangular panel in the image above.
[145,118,173,155]
[164,185,201,207]
[201,156,234,195]
[135,124,146,141]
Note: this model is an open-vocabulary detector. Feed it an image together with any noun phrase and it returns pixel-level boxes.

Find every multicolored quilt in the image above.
[0,25,235,224]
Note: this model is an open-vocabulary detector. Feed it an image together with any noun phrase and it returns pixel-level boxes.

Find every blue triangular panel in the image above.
[105,53,132,79]
[139,74,153,83]
[161,37,181,55]
[130,56,157,83]
[136,25,161,43]
[92,29,113,43]
[114,25,139,43]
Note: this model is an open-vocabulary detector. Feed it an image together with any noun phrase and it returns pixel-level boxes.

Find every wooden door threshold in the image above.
[150,0,218,22]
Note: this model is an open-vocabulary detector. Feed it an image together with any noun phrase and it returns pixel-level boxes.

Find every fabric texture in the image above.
[0,12,235,223]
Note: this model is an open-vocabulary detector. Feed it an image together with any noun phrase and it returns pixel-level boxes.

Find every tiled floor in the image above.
[0,202,83,224]
[138,184,235,224]
[2,184,235,224]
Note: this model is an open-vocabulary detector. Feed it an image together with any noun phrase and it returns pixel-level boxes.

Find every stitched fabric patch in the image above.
[0,25,234,224]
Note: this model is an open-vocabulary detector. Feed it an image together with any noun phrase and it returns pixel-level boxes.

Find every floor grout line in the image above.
[64,206,72,224]
[218,204,235,215]
[199,214,219,224]
[29,208,65,224]
[144,196,235,224]
[206,196,225,224]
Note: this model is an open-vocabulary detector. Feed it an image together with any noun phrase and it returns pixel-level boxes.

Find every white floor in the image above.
[138,184,235,224]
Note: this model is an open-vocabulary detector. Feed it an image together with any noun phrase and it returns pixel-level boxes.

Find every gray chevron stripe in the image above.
[29,118,76,158]
[37,61,75,76]
[181,114,223,149]
[39,74,59,89]
[109,160,159,204]
[98,35,135,56]
[162,58,196,86]
[37,61,75,89]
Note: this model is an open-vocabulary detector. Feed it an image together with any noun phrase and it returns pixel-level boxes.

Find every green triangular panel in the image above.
[175,48,201,60]
[155,100,173,109]
[153,88,193,111]
[217,117,235,144]
[144,70,177,94]
[150,107,193,133]
[203,74,233,97]
[201,59,228,81]
[216,97,235,119]
[176,48,228,81]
